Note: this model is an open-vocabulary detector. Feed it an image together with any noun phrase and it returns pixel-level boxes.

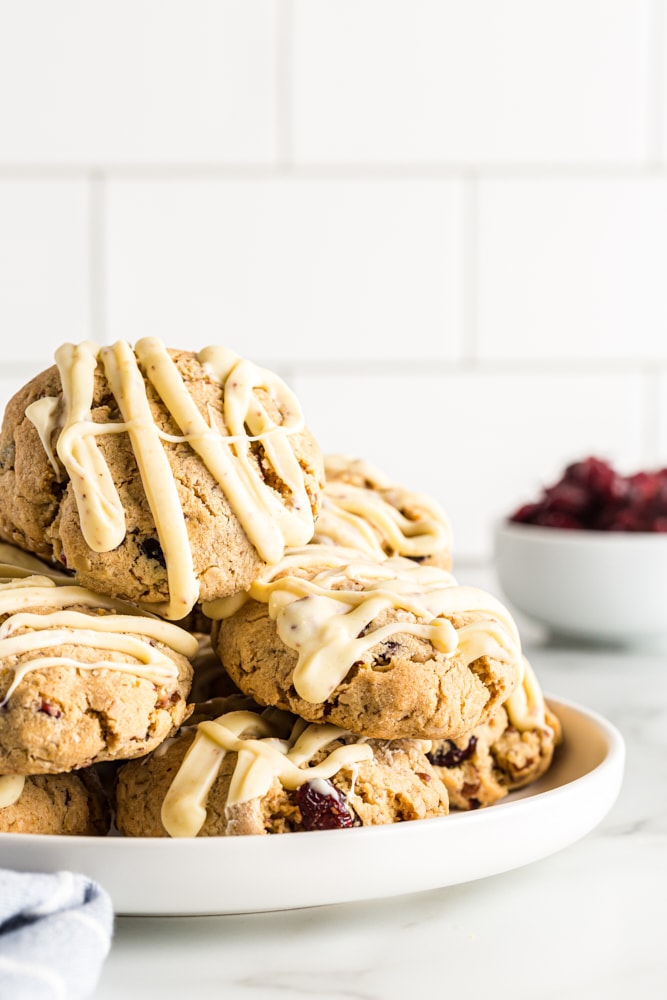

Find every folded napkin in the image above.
[0,869,113,1000]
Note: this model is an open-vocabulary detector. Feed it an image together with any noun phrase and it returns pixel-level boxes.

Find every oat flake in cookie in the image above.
[0,568,196,774]
[207,545,523,741]
[0,339,324,619]
[115,697,449,837]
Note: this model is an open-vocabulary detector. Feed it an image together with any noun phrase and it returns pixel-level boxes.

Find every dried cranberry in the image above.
[38,701,62,718]
[428,735,478,769]
[510,502,543,524]
[297,780,354,830]
[373,640,400,666]
[604,509,646,532]
[508,456,667,533]
[139,538,166,568]
[564,457,626,503]
[531,510,583,529]
[543,481,590,516]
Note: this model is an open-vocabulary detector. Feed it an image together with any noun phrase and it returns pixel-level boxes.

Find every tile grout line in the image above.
[276,0,294,169]
[88,173,107,343]
[646,0,666,165]
[640,365,663,464]
[460,176,479,361]
[0,355,664,379]
[2,163,667,181]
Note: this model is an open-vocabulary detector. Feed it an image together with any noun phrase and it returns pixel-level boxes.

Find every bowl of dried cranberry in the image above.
[494,457,667,645]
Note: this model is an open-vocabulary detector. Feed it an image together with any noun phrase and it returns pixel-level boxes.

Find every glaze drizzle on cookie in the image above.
[505,656,549,731]
[0,774,25,808]
[161,708,373,837]
[0,572,198,707]
[25,338,316,619]
[316,454,451,565]
[206,546,522,705]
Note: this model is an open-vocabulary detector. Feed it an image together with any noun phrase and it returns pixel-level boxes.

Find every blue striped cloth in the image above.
[0,869,113,999]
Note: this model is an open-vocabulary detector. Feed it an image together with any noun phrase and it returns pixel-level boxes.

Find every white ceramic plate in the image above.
[0,696,624,916]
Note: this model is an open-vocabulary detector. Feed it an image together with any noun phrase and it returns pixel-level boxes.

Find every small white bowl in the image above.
[494,520,667,645]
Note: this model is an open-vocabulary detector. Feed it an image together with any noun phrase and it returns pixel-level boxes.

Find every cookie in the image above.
[0,569,196,774]
[0,768,110,835]
[315,454,452,570]
[0,339,324,619]
[188,635,241,703]
[427,657,562,809]
[115,697,449,837]
[207,545,523,741]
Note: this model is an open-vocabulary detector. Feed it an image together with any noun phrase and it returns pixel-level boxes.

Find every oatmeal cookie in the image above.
[207,546,522,741]
[115,698,449,837]
[188,635,241,703]
[427,657,562,809]
[0,768,110,835]
[0,570,196,774]
[0,339,324,619]
[315,454,452,570]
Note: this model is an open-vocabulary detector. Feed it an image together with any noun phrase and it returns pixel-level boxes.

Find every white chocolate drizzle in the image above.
[0,774,25,809]
[25,338,316,619]
[0,573,198,707]
[23,396,61,478]
[316,455,451,563]
[161,708,373,837]
[207,546,521,705]
[505,656,548,732]
[323,454,393,489]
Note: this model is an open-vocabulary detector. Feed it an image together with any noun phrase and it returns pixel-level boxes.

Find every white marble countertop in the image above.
[93,570,667,1000]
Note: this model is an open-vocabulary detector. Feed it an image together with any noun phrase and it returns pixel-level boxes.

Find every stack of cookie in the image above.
[0,339,560,838]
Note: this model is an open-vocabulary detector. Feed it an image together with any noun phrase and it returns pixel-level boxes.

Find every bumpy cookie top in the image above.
[427,658,561,810]
[206,545,521,707]
[314,454,452,569]
[160,702,376,837]
[0,565,198,775]
[0,339,323,618]
[0,567,198,708]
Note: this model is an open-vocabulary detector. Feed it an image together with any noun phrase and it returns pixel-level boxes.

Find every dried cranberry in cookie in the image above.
[0,339,324,619]
[207,545,523,741]
[115,697,449,837]
[428,657,562,810]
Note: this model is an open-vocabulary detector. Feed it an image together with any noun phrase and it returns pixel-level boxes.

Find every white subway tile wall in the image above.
[292,0,651,165]
[0,180,90,352]
[291,371,646,561]
[659,374,667,454]
[0,1,278,164]
[477,178,667,361]
[0,0,666,563]
[105,177,465,360]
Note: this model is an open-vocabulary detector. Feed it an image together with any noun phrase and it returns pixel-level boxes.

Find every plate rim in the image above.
[0,694,625,914]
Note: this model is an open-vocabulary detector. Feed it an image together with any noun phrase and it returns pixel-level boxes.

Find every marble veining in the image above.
[92,568,667,1000]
